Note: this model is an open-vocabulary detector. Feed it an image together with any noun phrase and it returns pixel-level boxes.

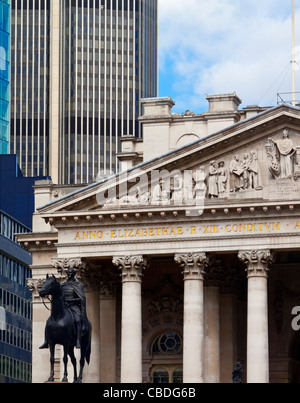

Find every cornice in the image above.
[40,200,300,228]
[17,232,58,251]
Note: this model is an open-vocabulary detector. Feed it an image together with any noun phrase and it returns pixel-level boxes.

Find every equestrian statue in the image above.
[39,267,92,383]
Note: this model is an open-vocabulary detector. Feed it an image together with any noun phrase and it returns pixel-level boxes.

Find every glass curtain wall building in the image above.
[0,0,10,154]
[10,0,50,177]
[10,0,158,184]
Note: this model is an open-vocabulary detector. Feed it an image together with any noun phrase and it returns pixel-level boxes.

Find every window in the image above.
[153,369,169,384]
[152,367,183,384]
[172,369,183,384]
[150,332,183,384]
[151,333,183,355]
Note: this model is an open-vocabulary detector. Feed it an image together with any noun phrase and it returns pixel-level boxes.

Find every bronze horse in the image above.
[39,275,92,383]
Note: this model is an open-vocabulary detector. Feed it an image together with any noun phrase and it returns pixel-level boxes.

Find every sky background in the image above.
[158,0,300,114]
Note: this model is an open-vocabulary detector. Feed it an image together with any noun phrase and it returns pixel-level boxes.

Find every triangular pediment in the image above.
[39,104,300,219]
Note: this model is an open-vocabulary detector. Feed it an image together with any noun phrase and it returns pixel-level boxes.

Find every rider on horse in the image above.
[40,268,88,350]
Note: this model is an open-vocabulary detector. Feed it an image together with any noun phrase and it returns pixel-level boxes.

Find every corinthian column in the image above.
[238,250,275,384]
[113,255,148,383]
[175,253,209,383]
[99,275,118,383]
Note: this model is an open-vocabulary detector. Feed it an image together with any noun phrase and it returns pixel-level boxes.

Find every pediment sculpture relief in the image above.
[265,129,298,180]
[229,151,260,193]
[100,128,300,208]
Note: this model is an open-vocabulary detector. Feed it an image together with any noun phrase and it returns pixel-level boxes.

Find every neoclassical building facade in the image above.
[19,97,300,383]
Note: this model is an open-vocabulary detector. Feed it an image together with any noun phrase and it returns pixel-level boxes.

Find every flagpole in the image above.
[292,0,296,106]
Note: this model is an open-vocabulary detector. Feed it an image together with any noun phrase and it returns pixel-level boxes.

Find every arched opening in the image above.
[176,134,199,149]
[149,332,183,384]
[151,332,183,355]
[152,367,183,384]
[290,331,300,383]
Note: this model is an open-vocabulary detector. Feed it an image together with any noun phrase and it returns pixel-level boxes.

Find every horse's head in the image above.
[39,274,60,298]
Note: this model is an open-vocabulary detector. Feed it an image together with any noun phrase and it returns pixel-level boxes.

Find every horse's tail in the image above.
[85,343,91,365]
[84,321,92,365]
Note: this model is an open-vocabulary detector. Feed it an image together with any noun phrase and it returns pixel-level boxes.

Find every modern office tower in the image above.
[0,209,32,383]
[11,0,50,178]
[0,154,49,228]
[0,0,10,154]
[10,0,158,185]
[0,153,48,384]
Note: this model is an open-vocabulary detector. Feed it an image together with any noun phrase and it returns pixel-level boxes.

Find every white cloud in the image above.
[159,0,299,113]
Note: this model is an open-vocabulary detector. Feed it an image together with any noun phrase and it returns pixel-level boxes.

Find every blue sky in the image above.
[159,0,300,114]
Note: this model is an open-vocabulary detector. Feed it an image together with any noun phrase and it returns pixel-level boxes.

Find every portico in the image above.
[19,102,300,383]
[22,202,300,383]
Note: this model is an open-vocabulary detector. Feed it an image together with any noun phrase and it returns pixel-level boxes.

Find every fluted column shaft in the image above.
[99,277,118,383]
[175,253,209,383]
[204,286,220,383]
[239,250,275,384]
[113,256,148,384]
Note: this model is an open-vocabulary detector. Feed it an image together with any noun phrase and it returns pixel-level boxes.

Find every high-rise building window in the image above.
[0,210,32,383]
[0,0,10,155]
[10,0,50,176]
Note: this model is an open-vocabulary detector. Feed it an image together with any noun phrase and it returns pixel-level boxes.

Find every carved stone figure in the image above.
[208,161,219,198]
[294,147,300,180]
[139,191,150,205]
[151,178,169,205]
[217,161,227,197]
[119,190,141,205]
[265,140,281,179]
[229,155,243,192]
[268,130,296,179]
[193,166,207,201]
[105,185,151,207]
[248,150,259,189]
[241,153,250,189]
[173,174,184,205]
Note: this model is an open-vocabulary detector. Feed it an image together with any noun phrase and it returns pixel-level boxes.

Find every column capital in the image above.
[80,266,103,292]
[113,255,149,283]
[52,257,87,280]
[205,257,224,288]
[99,270,119,300]
[27,278,45,301]
[238,250,275,278]
[175,252,209,281]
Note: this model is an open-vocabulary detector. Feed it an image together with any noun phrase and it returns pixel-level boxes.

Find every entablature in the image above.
[40,200,300,229]
[17,231,58,252]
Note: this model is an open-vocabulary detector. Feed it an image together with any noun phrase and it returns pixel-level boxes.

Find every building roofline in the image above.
[37,103,300,212]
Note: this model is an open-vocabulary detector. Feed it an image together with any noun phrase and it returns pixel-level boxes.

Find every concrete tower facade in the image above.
[11,0,158,184]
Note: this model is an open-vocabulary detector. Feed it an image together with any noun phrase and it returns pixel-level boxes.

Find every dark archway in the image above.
[289,330,300,383]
